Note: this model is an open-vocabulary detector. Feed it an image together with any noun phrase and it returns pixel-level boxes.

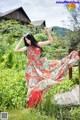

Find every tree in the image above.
[66,4,80,50]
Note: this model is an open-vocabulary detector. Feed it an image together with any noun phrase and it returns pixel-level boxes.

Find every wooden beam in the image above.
[68,48,72,79]
[78,50,80,104]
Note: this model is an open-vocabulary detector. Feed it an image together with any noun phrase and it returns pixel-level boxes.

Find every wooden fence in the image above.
[68,48,80,80]
[68,48,80,104]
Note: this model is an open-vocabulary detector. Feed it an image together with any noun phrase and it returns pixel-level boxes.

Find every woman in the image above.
[14,27,79,108]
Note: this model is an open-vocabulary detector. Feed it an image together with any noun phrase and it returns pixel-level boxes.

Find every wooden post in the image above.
[68,48,72,79]
[78,50,80,105]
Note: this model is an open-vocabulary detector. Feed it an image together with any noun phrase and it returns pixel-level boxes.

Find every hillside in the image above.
[51,26,72,37]
[0,19,79,120]
[0,18,68,69]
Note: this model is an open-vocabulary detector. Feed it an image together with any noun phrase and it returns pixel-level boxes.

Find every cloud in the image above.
[0,0,22,11]
[0,0,72,29]
[23,0,69,23]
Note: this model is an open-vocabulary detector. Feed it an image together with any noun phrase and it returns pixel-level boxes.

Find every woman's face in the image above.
[25,38,31,45]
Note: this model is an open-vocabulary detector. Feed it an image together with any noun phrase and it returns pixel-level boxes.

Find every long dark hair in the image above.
[24,33,43,52]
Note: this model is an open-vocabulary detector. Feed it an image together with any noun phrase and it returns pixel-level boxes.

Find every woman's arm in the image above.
[14,37,27,52]
[38,27,53,47]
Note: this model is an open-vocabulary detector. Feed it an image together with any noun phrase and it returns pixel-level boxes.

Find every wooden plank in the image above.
[68,48,72,79]
[68,49,79,79]
[78,50,80,104]
[54,85,79,106]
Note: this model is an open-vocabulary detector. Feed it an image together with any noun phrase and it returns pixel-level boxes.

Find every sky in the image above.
[0,0,79,30]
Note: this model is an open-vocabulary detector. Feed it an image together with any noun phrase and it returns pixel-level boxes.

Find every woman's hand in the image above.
[44,27,49,33]
[44,27,53,42]
[21,37,24,41]
[38,27,53,47]
[14,36,27,52]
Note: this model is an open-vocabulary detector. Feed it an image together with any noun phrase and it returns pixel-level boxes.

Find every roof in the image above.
[48,27,54,31]
[0,12,3,16]
[0,7,31,22]
[31,20,45,26]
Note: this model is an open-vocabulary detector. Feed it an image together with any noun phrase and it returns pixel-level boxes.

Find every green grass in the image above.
[5,108,55,120]
[4,106,80,120]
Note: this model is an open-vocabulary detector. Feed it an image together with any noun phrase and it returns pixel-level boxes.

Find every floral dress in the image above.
[25,46,79,108]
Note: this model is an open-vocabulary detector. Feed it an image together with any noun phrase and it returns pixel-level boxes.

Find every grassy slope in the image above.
[0,19,79,120]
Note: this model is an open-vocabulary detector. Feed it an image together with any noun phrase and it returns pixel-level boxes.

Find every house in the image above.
[31,20,46,28]
[0,7,31,24]
[48,27,54,31]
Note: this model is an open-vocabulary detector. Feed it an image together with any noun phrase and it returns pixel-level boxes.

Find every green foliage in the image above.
[34,33,47,42]
[38,69,79,119]
[71,107,80,120]
[69,30,80,50]
[7,108,55,120]
[7,106,80,120]
[52,26,71,37]
[36,68,79,119]
[42,42,67,59]
[65,5,80,50]
[0,69,27,111]
[0,19,79,119]
[49,79,75,95]
[0,19,69,70]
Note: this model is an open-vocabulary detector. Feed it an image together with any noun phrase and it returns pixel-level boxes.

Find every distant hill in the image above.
[51,26,72,37]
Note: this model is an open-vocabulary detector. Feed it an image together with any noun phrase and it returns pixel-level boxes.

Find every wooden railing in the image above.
[68,48,80,104]
[68,48,80,80]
